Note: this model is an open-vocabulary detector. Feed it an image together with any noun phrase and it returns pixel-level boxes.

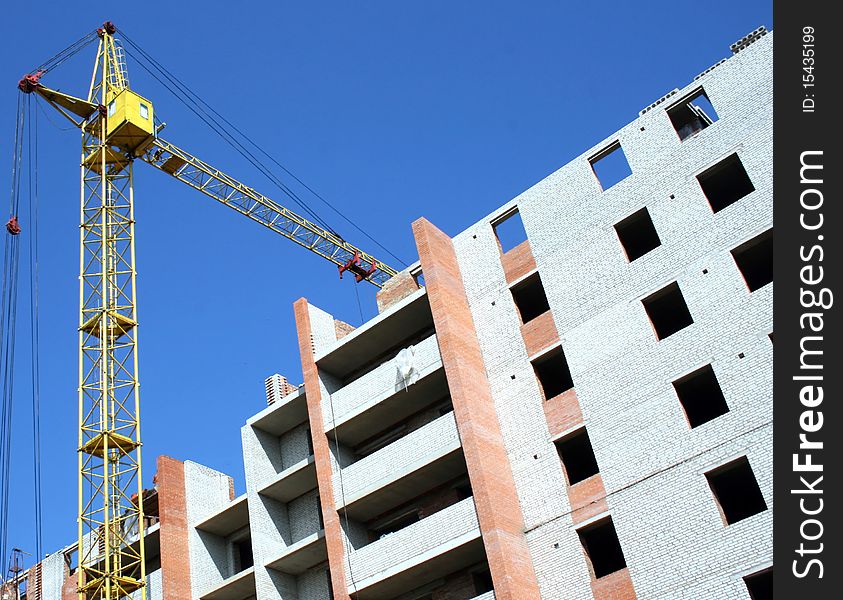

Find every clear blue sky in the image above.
[0,1,771,565]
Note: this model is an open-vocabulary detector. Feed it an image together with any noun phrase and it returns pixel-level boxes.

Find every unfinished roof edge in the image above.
[246,384,305,428]
[314,285,428,363]
[461,28,773,236]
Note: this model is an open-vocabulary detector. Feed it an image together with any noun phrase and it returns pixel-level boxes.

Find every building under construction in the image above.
[9,26,772,600]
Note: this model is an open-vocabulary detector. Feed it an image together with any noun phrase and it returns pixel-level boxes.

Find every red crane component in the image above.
[339,251,378,282]
[97,21,117,36]
[18,71,43,94]
[5,216,21,236]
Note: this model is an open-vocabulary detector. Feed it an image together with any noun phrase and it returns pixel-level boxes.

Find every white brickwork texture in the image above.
[452,33,773,599]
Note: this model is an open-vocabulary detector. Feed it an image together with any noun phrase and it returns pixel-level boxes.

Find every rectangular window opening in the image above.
[614,207,661,262]
[668,88,720,140]
[511,272,551,323]
[589,141,632,190]
[743,567,772,600]
[642,282,694,340]
[697,153,755,212]
[532,347,574,400]
[732,229,773,292]
[705,456,768,525]
[555,427,600,485]
[673,365,729,428]
[139,103,149,119]
[577,517,628,579]
[493,208,528,253]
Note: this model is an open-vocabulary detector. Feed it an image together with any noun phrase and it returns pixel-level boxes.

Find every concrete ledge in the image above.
[265,530,328,575]
[246,387,308,437]
[194,494,249,537]
[258,455,317,503]
[198,566,255,600]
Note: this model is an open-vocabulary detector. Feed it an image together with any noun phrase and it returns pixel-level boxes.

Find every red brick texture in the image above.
[500,240,537,284]
[569,474,609,526]
[591,567,637,600]
[294,299,351,600]
[61,572,77,600]
[376,269,420,313]
[156,455,192,600]
[521,310,560,358]
[413,218,542,600]
[334,319,356,340]
[543,389,584,438]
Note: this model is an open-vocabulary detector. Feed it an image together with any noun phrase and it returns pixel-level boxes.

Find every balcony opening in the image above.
[614,207,661,262]
[590,141,632,190]
[672,365,729,428]
[697,153,755,212]
[555,427,600,485]
[732,229,773,292]
[493,208,528,253]
[532,347,574,400]
[667,88,720,141]
[511,272,551,323]
[642,282,694,340]
[472,568,494,594]
[352,396,454,458]
[705,456,768,525]
[577,517,628,579]
[744,567,772,600]
[370,508,421,540]
[232,536,254,572]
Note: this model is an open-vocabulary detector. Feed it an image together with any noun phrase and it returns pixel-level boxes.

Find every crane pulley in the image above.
[16,21,399,600]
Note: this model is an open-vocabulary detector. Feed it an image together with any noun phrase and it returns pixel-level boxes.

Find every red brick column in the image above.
[294,299,351,600]
[156,456,192,600]
[413,218,542,600]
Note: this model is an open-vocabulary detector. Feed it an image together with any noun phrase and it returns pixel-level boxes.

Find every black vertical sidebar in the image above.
[773,1,841,598]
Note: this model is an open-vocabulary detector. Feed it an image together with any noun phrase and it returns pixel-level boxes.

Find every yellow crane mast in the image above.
[17,21,398,600]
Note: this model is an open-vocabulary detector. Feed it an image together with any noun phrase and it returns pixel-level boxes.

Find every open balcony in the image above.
[347,497,483,599]
[264,529,328,575]
[325,331,442,431]
[316,289,434,382]
[336,411,464,521]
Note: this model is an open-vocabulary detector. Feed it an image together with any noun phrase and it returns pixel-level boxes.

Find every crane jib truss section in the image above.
[140,138,397,287]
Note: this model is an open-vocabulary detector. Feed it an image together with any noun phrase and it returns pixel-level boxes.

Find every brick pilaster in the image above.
[294,299,351,600]
[156,456,192,600]
[413,217,542,600]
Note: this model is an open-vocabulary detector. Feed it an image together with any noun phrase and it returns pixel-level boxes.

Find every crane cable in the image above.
[27,94,43,563]
[0,94,26,576]
[116,29,408,268]
[116,39,337,234]
[0,93,44,581]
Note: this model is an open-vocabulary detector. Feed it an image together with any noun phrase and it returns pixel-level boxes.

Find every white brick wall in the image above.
[184,461,236,599]
[452,33,773,600]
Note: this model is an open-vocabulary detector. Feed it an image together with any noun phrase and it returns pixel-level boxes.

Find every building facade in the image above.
[17,26,772,600]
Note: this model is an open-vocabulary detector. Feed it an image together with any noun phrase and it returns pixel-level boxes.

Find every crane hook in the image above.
[6,216,21,236]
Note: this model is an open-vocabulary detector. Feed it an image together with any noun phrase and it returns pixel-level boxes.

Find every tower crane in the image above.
[16,21,398,600]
